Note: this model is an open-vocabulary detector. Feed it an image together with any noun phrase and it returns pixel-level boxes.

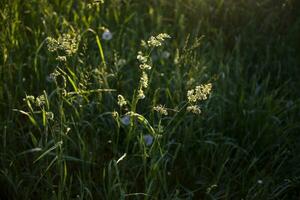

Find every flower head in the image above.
[147,33,171,47]
[46,33,79,55]
[46,112,54,120]
[137,51,148,63]
[117,94,127,107]
[36,95,46,107]
[153,104,168,115]
[137,89,145,99]
[186,105,201,114]
[187,83,212,103]
[143,134,154,146]
[139,63,152,70]
[102,30,112,41]
[121,115,130,126]
[140,72,148,89]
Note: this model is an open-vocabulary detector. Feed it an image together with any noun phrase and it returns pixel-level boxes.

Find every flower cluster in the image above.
[46,33,80,56]
[46,112,54,120]
[186,105,201,114]
[186,83,212,114]
[87,0,104,9]
[187,83,212,103]
[24,94,46,107]
[36,94,46,107]
[147,33,171,47]
[153,105,168,116]
[117,94,127,107]
[137,51,148,63]
[135,33,170,100]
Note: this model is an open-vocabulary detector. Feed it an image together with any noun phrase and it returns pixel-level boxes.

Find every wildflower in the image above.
[137,51,148,63]
[195,83,212,100]
[187,83,212,102]
[46,33,79,55]
[147,36,161,47]
[111,111,118,118]
[46,112,54,120]
[137,89,145,99]
[143,134,154,146]
[57,33,79,55]
[117,94,127,107]
[206,184,218,194]
[140,72,148,88]
[46,37,59,52]
[56,56,67,62]
[153,104,168,115]
[147,33,171,47]
[187,89,197,103]
[121,115,130,126]
[257,180,263,184]
[46,70,60,83]
[156,33,171,41]
[24,95,35,102]
[186,105,201,114]
[87,0,104,8]
[36,95,46,107]
[102,29,112,41]
[140,40,147,47]
[139,63,152,70]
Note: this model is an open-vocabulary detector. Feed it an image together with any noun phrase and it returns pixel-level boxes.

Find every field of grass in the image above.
[1,0,300,199]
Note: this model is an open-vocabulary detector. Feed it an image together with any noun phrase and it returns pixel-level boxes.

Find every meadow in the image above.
[0,0,300,199]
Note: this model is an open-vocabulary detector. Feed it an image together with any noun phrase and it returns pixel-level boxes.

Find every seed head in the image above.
[137,51,148,63]
[153,104,168,115]
[187,105,201,114]
[137,89,145,99]
[140,72,148,89]
[187,83,212,103]
[102,30,112,41]
[147,33,171,47]
[117,94,127,107]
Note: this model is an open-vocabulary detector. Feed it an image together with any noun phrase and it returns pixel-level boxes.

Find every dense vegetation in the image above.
[1,0,300,199]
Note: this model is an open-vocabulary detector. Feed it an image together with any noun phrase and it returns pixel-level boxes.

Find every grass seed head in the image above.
[153,104,168,115]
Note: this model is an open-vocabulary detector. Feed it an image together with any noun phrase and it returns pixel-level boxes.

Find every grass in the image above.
[1,0,300,199]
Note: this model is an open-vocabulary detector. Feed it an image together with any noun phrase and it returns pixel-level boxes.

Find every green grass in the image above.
[1,0,300,199]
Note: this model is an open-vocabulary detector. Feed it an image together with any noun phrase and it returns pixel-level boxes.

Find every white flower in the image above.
[139,63,152,70]
[257,180,263,184]
[56,56,67,62]
[143,134,154,146]
[137,89,145,99]
[120,115,130,126]
[140,71,148,88]
[186,105,201,114]
[137,51,148,63]
[102,30,112,41]
[162,51,170,59]
[46,112,54,120]
[117,94,127,107]
[153,104,168,115]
